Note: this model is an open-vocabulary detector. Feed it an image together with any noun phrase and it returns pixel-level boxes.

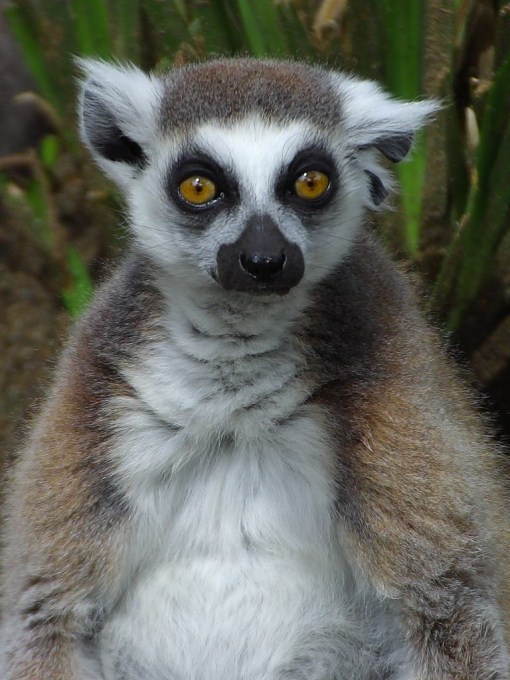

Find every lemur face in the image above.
[129,116,359,296]
[162,119,339,295]
[79,59,437,295]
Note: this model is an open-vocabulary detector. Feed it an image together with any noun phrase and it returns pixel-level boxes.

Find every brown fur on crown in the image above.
[160,58,341,132]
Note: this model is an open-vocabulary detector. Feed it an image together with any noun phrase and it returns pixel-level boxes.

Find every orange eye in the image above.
[178,175,217,205]
[294,170,330,201]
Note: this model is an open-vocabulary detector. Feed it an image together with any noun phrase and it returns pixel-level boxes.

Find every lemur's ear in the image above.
[77,58,162,188]
[333,74,440,209]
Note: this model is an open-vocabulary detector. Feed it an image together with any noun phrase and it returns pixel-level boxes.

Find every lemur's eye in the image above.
[178,176,218,205]
[294,170,330,201]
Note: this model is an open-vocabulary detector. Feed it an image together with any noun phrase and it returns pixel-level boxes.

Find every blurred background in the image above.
[0,0,509,465]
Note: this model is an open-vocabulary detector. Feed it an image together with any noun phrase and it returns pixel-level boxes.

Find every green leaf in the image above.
[111,0,141,61]
[4,3,62,110]
[236,0,288,56]
[69,0,112,58]
[372,0,428,256]
[143,0,192,62]
[274,2,314,60]
[376,0,424,100]
[192,0,237,55]
[62,247,94,316]
[397,134,428,255]
[24,178,53,249]
[39,135,60,170]
[443,51,510,329]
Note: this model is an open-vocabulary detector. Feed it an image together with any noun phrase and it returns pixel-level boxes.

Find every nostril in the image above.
[239,251,286,282]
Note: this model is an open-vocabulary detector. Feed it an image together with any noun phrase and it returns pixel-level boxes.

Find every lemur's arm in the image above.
[306,240,510,679]
[325,361,509,678]
[1,341,129,679]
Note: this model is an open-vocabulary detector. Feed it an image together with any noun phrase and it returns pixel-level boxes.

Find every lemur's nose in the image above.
[216,213,304,295]
[239,251,286,281]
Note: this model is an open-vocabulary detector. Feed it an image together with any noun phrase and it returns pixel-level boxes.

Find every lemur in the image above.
[1,57,509,679]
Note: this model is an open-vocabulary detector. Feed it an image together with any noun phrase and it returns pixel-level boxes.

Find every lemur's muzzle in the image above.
[216,215,304,295]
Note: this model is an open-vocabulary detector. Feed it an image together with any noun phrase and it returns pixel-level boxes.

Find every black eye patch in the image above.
[167,152,238,214]
[276,146,338,210]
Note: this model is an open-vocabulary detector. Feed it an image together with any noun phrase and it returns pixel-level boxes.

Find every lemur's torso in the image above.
[79,240,402,679]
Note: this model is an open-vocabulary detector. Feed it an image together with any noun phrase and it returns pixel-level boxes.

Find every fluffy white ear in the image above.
[332,73,440,209]
[77,58,162,189]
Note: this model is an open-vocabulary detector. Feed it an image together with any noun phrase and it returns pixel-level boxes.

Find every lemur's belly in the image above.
[95,407,392,678]
[98,553,365,680]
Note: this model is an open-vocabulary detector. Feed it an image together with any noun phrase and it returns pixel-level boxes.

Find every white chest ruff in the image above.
[100,417,365,678]
[97,307,388,679]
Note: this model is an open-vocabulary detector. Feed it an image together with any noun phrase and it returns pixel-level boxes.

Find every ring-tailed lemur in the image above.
[1,58,509,680]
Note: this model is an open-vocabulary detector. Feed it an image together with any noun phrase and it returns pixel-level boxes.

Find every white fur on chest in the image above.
[98,292,385,679]
[100,435,353,679]
[100,425,362,680]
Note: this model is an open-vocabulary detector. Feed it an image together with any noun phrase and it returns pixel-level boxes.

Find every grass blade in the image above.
[111,0,141,62]
[191,0,237,55]
[236,0,288,56]
[142,0,194,64]
[62,247,94,316]
[69,0,112,58]
[445,51,510,329]
[373,0,428,255]
[4,3,62,110]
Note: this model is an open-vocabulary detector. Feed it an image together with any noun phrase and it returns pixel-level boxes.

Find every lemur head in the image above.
[79,58,437,296]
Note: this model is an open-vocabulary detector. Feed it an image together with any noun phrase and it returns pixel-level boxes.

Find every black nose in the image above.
[216,214,304,295]
[239,251,286,282]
